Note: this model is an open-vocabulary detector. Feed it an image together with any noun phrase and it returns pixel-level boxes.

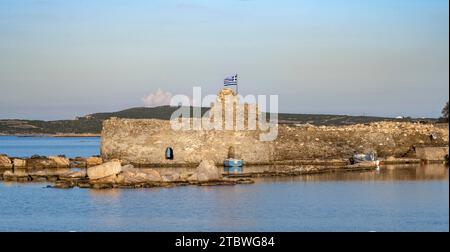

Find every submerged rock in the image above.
[27,168,71,177]
[77,180,91,188]
[53,180,75,189]
[197,180,236,186]
[2,170,30,182]
[90,174,117,184]
[60,170,87,179]
[31,176,48,182]
[47,176,58,182]
[235,178,255,184]
[2,170,14,180]
[91,183,114,189]
[87,160,122,180]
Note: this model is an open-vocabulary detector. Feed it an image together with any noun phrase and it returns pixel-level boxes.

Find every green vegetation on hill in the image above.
[0,106,436,135]
[0,118,103,135]
[89,106,210,120]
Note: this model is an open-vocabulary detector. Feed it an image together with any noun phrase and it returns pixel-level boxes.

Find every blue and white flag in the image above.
[224,74,238,86]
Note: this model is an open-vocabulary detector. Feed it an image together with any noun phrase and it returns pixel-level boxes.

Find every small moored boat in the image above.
[224,158,244,167]
[350,152,380,167]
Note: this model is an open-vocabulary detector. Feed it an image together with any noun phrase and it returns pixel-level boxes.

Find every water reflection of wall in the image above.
[149,164,448,181]
[250,164,448,183]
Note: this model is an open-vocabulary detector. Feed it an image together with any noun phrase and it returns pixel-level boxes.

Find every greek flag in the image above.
[224,74,238,86]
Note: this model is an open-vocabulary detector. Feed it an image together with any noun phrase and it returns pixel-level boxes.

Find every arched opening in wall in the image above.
[165,147,174,160]
[227,146,235,159]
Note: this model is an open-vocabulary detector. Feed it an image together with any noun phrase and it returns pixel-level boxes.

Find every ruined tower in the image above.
[209,88,260,130]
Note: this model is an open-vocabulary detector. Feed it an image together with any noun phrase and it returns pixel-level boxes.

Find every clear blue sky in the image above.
[0,0,448,120]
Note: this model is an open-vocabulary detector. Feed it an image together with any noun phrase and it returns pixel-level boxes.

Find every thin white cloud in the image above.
[142,88,173,107]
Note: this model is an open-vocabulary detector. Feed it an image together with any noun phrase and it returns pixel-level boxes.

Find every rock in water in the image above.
[25,157,53,169]
[116,171,146,184]
[0,155,12,169]
[116,167,162,184]
[87,160,122,180]
[86,157,103,167]
[2,170,14,180]
[193,160,222,182]
[60,170,87,179]
[116,170,161,185]
[53,180,75,189]
[90,174,117,184]
[49,156,70,168]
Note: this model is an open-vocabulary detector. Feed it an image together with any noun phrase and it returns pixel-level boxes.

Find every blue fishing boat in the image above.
[224,158,244,167]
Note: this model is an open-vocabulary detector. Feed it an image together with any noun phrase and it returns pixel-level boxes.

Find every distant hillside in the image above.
[88,106,432,125]
[0,118,103,135]
[89,106,210,120]
[0,106,436,135]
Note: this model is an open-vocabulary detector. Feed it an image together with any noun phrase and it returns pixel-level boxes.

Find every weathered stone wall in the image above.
[101,118,448,166]
[415,146,449,161]
[274,122,448,161]
[101,118,274,166]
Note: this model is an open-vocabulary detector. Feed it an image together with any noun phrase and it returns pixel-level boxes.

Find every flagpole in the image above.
[236,74,238,94]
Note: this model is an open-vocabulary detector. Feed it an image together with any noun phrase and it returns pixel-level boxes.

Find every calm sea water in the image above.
[0,136,100,157]
[0,137,448,231]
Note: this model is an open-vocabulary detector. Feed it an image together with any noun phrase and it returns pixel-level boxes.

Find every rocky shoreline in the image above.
[0,154,399,189]
[1,120,447,189]
[2,151,447,189]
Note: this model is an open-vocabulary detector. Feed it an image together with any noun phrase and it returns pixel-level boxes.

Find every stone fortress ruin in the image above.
[101,89,449,167]
[1,88,448,188]
[101,88,276,166]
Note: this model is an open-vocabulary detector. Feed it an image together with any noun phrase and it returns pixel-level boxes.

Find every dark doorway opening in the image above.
[165,147,174,160]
